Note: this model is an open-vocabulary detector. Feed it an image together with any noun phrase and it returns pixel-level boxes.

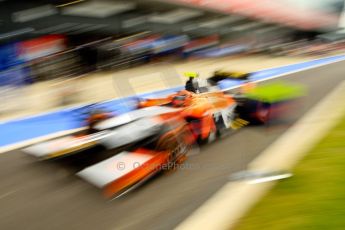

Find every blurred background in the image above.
[1,1,345,230]
[1,0,345,120]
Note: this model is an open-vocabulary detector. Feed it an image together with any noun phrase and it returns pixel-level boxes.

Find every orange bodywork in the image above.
[103,148,170,198]
[139,91,235,114]
[138,98,172,107]
[139,90,236,141]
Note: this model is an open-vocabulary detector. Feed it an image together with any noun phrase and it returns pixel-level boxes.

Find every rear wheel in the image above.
[256,103,271,124]
[234,98,271,125]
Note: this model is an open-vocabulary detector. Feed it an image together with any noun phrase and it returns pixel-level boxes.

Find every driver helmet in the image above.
[184,72,199,78]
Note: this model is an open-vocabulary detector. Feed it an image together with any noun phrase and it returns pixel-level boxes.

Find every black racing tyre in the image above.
[256,103,271,124]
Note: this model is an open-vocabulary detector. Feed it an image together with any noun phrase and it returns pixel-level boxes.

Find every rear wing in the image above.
[77,148,169,198]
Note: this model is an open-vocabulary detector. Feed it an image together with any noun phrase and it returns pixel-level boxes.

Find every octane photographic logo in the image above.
[116,160,241,172]
[117,161,126,171]
[116,160,196,171]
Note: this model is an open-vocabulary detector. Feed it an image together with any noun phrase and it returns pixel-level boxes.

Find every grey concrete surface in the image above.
[0,60,344,230]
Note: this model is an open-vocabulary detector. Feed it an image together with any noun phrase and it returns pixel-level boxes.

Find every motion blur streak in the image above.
[0,0,345,229]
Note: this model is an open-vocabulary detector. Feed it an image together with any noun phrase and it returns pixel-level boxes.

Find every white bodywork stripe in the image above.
[77,151,154,188]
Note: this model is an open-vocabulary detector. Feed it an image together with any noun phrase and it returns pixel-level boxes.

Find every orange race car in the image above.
[23,73,302,199]
[77,110,195,198]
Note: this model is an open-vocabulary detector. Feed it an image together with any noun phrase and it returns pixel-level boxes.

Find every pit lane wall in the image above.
[1,54,345,150]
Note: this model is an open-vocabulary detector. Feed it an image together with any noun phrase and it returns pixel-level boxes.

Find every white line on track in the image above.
[247,173,293,184]
[175,81,345,230]
[0,190,17,200]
